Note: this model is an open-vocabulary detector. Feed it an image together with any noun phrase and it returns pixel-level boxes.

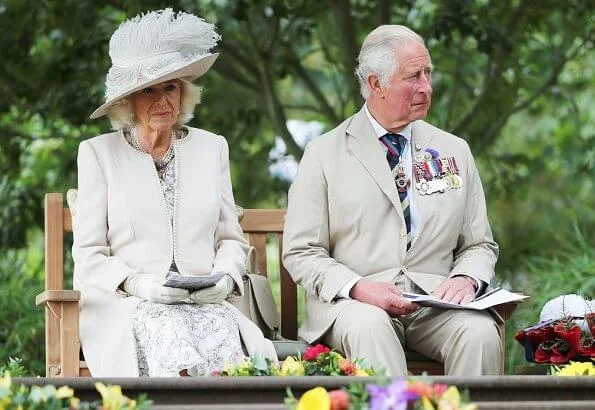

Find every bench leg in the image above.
[60,301,80,377]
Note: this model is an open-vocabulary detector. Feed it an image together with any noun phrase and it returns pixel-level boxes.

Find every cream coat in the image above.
[282,108,499,343]
[73,127,276,376]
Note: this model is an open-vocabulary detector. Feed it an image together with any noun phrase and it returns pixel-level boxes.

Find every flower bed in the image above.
[0,372,151,409]
[217,344,379,377]
[287,379,477,410]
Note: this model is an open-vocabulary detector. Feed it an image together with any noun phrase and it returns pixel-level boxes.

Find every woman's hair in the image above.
[106,79,202,130]
[355,25,425,99]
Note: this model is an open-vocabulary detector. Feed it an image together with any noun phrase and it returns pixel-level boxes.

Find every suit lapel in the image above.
[408,121,434,250]
[346,108,401,213]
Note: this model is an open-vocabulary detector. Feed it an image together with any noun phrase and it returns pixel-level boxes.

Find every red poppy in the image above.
[303,344,332,361]
[526,326,555,347]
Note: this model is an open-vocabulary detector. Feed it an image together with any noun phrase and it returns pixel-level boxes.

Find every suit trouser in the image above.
[321,299,502,377]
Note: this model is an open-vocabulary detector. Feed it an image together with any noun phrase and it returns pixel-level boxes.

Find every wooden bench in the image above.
[36,192,516,377]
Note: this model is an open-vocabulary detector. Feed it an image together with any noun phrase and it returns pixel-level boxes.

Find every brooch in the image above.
[413,148,463,195]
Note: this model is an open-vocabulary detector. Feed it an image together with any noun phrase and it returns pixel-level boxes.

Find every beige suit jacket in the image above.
[73,127,275,376]
[282,108,498,343]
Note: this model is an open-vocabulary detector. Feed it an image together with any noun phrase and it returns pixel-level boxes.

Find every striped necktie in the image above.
[379,133,412,250]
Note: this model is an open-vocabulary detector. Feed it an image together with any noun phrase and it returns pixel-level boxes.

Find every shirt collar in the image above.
[364,103,412,143]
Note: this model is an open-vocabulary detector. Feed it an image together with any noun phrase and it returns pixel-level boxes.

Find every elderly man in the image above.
[282,25,501,376]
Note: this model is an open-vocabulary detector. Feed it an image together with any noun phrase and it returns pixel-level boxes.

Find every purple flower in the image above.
[367,379,419,410]
[425,148,439,159]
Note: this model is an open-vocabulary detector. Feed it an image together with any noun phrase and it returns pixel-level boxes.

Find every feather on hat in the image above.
[90,8,220,119]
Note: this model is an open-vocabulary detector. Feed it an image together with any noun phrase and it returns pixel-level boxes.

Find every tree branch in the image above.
[213,58,260,92]
[289,53,340,123]
[475,40,590,154]
[330,0,362,107]
[283,104,322,114]
[378,0,391,25]
[452,0,531,135]
[262,65,303,160]
[218,42,261,78]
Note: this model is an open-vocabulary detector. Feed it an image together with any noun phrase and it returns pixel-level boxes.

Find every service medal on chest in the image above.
[413,148,463,195]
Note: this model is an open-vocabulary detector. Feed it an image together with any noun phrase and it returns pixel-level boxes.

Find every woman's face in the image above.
[130,79,181,133]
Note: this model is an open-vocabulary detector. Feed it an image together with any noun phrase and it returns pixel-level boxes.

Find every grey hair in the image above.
[106,79,202,130]
[355,25,425,99]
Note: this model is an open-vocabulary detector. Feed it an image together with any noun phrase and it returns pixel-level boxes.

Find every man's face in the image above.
[374,42,433,130]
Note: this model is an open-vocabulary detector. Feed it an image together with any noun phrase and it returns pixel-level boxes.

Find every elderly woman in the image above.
[73,9,275,377]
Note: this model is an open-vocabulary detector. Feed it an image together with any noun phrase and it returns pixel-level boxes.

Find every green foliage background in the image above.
[0,0,593,375]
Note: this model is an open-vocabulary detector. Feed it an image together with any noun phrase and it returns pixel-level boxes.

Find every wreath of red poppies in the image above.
[515,315,595,364]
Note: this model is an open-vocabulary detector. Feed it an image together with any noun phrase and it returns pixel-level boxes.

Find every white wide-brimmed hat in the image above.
[90,8,220,119]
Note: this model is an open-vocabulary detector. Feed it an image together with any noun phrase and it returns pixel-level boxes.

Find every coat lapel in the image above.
[408,120,434,250]
[346,108,401,213]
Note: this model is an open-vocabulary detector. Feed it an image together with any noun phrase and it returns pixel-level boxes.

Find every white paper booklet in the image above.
[402,288,529,311]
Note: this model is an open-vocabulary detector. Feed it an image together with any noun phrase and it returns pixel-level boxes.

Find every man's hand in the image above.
[432,276,476,305]
[349,280,419,317]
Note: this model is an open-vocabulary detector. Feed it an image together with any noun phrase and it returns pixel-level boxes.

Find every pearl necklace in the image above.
[130,125,175,166]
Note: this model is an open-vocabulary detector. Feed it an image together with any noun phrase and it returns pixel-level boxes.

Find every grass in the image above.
[263,237,306,326]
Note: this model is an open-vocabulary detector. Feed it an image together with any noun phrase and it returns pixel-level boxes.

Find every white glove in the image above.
[189,274,235,305]
[123,272,190,304]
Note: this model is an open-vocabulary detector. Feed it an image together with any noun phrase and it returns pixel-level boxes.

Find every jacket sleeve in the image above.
[211,137,248,292]
[450,142,499,285]
[72,140,137,293]
[282,143,360,303]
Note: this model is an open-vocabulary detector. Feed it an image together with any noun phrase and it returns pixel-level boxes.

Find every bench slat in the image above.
[248,233,268,276]
[278,234,298,340]
[240,209,285,233]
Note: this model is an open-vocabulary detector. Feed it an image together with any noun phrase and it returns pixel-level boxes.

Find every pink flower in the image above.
[303,344,332,361]
[407,381,434,398]
[339,358,356,376]
[432,383,448,396]
[329,389,350,410]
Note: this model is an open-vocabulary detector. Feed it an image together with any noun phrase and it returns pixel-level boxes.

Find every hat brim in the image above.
[90,53,219,119]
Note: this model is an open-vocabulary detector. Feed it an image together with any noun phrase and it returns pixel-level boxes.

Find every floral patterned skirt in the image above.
[131,302,244,377]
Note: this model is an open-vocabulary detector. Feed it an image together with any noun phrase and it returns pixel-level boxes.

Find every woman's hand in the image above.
[189,274,234,305]
[123,271,190,304]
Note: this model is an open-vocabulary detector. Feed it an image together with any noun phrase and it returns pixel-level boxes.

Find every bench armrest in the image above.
[493,301,520,321]
[36,290,80,306]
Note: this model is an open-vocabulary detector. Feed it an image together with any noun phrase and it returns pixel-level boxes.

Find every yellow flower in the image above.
[237,358,254,375]
[355,369,369,377]
[281,356,305,376]
[269,362,281,376]
[55,386,74,399]
[70,397,81,409]
[553,361,595,376]
[437,386,478,410]
[421,396,436,410]
[0,372,11,389]
[297,387,330,410]
[95,382,130,409]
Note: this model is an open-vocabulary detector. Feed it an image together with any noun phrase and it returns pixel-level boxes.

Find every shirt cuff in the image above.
[337,277,363,299]
[451,274,486,296]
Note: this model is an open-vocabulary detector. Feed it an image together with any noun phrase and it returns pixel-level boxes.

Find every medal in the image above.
[392,160,410,193]
[413,147,464,195]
